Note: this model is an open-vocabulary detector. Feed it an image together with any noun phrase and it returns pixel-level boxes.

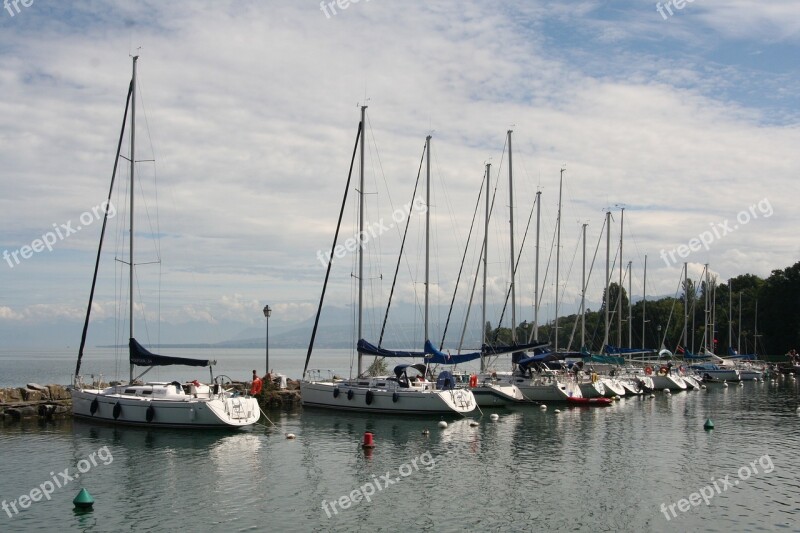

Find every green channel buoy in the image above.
[703,418,714,430]
[73,488,94,510]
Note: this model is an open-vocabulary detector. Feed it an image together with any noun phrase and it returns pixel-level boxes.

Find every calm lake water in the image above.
[0,347,365,388]
[1,349,799,532]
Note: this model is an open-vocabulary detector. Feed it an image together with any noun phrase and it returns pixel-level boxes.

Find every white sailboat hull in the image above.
[578,381,606,398]
[620,379,642,395]
[71,387,260,428]
[511,376,583,402]
[471,382,525,406]
[698,369,741,382]
[682,375,702,389]
[300,381,476,415]
[650,374,688,391]
[600,378,627,397]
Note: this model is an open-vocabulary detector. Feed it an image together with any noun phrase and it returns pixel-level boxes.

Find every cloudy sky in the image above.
[1,0,798,349]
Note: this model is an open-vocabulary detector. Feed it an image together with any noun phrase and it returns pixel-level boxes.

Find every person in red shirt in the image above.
[250,370,263,396]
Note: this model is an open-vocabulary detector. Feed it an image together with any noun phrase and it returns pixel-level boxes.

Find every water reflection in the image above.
[0,379,798,531]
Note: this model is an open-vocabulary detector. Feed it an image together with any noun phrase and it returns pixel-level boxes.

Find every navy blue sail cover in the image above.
[424,340,481,364]
[357,339,427,358]
[129,338,211,367]
[357,338,482,364]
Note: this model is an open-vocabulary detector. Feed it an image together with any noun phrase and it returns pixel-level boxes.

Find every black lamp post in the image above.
[263,305,271,375]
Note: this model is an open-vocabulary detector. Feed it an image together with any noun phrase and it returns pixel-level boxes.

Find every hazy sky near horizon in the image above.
[1,1,798,348]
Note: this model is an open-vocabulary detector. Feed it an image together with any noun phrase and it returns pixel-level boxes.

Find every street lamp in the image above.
[263,305,271,376]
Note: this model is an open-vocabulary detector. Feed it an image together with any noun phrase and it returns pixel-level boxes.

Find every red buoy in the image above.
[362,431,375,448]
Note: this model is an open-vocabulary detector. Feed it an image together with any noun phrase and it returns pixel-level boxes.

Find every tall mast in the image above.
[628,261,632,348]
[507,130,516,345]
[603,210,610,350]
[704,265,710,353]
[642,255,647,348]
[728,278,733,352]
[481,162,490,372]
[580,223,587,349]
[424,135,431,343]
[683,262,688,351]
[533,190,541,342]
[754,299,759,354]
[128,55,138,384]
[737,292,742,354]
[554,168,563,352]
[357,105,366,376]
[712,281,717,354]
[618,208,624,347]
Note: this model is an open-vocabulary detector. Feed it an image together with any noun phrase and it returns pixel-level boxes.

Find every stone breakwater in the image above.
[0,383,72,421]
[0,380,304,422]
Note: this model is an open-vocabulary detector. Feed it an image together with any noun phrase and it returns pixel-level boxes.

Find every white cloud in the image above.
[0,1,797,347]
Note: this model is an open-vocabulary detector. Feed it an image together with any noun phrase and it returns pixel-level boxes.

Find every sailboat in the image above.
[300,111,476,415]
[496,167,583,402]
[466,143,528,406]
[70,57,260,428]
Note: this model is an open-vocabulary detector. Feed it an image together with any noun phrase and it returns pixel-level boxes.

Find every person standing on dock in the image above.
[250,370,263,396]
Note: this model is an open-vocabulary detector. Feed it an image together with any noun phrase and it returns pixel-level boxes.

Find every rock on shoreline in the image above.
[1,383,72,422]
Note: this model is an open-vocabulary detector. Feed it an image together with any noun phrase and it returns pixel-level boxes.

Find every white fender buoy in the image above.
[422,428,430,435]
[649,394,656,399]
[539,404,547,410]
[723,382,728,388]
[285,433,296,439]
[438,421,448,429]
[554,409,561,413]
[469,421,479,427]
[664,388,671,394]
[489,413,499,421]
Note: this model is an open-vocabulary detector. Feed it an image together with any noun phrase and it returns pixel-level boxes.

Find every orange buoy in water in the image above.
[362,432,375,449]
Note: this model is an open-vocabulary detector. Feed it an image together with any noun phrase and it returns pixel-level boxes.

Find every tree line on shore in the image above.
[486,261,800,357]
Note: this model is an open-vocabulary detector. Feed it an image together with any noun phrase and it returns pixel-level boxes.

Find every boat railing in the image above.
[304,369,342,382]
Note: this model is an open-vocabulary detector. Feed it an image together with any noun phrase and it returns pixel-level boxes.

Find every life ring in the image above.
[365,390,374,405]
[469,375,478,388]
[333,387,340,398]
[644,367,653,376]
[347,389,354,400]
[90,397,99,415]
[112,402,122,420]
[659,366,669,376]
[146,404,155,423]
